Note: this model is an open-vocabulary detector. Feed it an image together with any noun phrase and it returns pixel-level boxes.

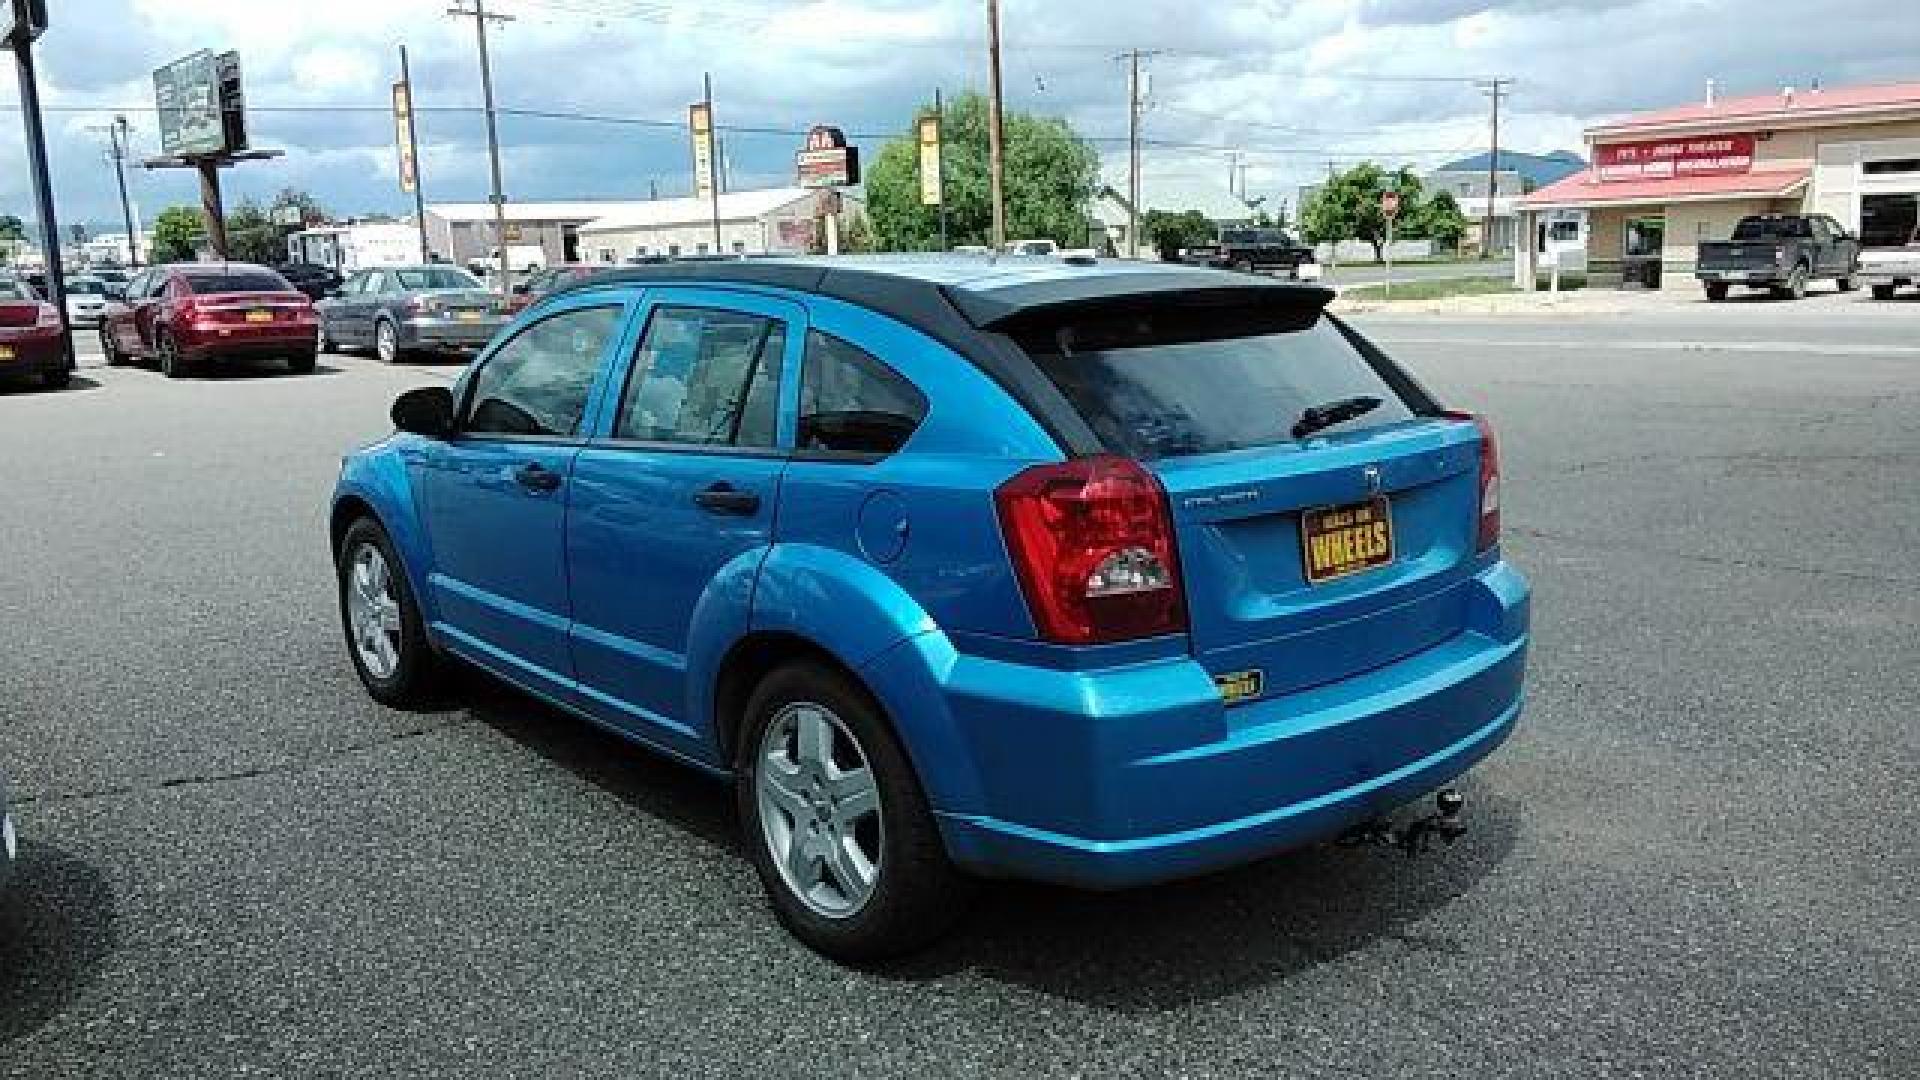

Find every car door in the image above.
[325,271,368,344]
[1823,215,1860,275]
[136,274,181,356]
[566,289,802,753]
[105,270,147,355]
[416,296,633,702]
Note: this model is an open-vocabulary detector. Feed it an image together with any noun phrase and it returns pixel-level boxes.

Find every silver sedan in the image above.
[315,264,512,364]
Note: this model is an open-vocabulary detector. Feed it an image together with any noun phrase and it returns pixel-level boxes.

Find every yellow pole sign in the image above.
[392,81,417,194]
[689,101,716,201]
[918,113,942,207]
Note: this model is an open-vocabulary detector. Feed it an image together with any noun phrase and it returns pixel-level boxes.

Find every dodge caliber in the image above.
[330,258,1530,960]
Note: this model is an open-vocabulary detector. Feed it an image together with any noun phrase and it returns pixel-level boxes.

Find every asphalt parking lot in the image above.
[2,295,1916,1078]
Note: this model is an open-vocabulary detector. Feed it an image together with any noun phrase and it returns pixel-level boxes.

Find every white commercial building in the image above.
[424,200,659,270]
[575,188,848,262]
[286,222,425,272]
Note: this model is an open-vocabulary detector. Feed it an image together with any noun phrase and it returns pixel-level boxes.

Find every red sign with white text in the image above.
[1596,134,1755,182]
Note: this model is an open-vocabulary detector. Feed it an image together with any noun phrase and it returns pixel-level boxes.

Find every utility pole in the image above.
[1127,49,1142,258]
[1479,77,1510,260]
[448,0,514,294]
[985,0,1007,249]
[703,71,721,254]
[8,3,70,373]
[399,46,431,264]
[92,115,141,266]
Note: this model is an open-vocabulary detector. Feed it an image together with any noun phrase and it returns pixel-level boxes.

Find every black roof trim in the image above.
[948,271,1336,329]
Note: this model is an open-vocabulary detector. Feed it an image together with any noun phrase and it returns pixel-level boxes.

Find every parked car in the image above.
[99,263,319,377]
[0,277,70,390]
[274,262,344,302]
[1182,227,1320,280]
[316,264,508,364]
[92,268,132,300]
[1858,190,1919,300]
[330,258,1528,961]
[507,263,602,314]
[1696,214,1860,300]
[1002,239,1060,257]
[63,275,111,327]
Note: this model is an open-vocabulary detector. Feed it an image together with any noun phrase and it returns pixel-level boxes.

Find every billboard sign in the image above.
[392,81,418,193]
[797,125,861,189]
[689,102,717,201]
[1596,134,1755,182]
[153,50,226,156]
[4,0,49,44]
[917,114,942,207]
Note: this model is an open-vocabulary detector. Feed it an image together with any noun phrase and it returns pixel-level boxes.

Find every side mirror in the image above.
[391,385,455,439]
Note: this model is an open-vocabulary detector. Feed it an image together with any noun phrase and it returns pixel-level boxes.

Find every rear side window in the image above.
[464,305,622,437]
[1024,309,1419,461]
[183,271,291,293]
[617,306,786,448]
[799,331,927,456]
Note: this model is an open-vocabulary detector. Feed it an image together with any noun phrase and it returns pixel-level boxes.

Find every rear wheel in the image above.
[157,329,192,378]
[374,319,402,365]
[1871,283,1896,301]
[287,350,317,375]
[1837,275,1858,292]
[100,326,127,366]
[337,517,440,708]
[736,662,973,963]
[1704,282,1729,302]
[40,365,70,390]
[317,320,338,354]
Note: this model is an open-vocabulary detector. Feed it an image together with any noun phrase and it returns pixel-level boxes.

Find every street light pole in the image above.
[1127,49,1141,259]
[985,0,1007,249]
[399,46,431,264]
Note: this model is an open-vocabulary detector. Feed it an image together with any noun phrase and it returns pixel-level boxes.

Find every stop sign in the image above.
[1381,190,1401,219]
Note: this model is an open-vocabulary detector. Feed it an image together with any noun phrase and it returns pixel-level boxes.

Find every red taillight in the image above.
[995,455,1186,644]
[1446,410,1501,552]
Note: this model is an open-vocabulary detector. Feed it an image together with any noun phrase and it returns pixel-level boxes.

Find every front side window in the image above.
[1861,192,1919,248]
[799,331,928,456]
[616,306,786,448]
[463,305,623,438]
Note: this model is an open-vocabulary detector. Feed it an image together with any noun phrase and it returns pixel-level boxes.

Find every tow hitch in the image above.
[1340,789,1467,857]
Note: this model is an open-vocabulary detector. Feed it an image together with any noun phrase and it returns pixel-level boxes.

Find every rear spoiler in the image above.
[948,271,1335,332]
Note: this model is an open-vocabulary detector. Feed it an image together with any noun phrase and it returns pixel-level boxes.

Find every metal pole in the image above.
[457,0,513,295]
[11,26,69,368]
[111,115,140,266]
[705,72,721,254]
[1127,50,1141,259]
[985,0,1007,249]
[1482,78,1507,260]
[400,46,431,263]
[935,87,948,252]
[1385,213,1394,300]
[198,158,228,258]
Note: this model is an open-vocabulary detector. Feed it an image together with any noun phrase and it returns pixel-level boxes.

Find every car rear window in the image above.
[396,267,480,290]
[1732,218,1808,241]
[67,279,107,295]
[1023,307,1422,461]
[183,271,291,294]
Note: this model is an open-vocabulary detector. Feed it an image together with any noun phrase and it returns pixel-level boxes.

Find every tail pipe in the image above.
[1339,788,1467,857]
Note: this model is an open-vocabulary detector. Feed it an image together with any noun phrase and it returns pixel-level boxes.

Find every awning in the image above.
[1518,166,1811,211]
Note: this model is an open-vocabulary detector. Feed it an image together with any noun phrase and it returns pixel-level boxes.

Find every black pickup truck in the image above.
[1696,214,1860,301]
[1182,228,1319,279]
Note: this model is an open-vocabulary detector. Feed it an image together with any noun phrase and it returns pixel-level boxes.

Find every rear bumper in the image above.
[400,316,506,350]
[0,332,67,377]
[1696,269,1782,283]
[929,560,1530,889]
[182,327,318,360]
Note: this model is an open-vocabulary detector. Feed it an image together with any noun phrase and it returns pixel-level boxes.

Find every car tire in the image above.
[100,326,127,367]
[374,319,402,365]
[337,517,441,709]
[157,329,192,378]
[735,662,974,963]
[1870,283,1897,301]
[40,365,71,390]
[1837,276,1858,292]
[317,321,337,354]
[1774,264,1808,301]
[287,350,317,375]
[1704,282,1729,302]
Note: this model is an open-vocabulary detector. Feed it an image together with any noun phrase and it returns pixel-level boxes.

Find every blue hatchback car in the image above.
[331,257,1529,960]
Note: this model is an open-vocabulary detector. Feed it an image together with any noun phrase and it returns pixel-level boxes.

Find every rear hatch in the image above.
[1014,291,1486,695]
[1698,241,1783,273]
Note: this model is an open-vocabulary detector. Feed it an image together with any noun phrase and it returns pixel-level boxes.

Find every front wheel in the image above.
[374,319,402,365]
[1774,264,1808,301]
[337,518,441,708]
[317,321,338,354]
[157,329,192,378]
[1871,282,1897,301]
[736,663,973,963]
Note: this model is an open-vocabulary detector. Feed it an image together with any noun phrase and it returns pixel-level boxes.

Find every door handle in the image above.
[513,462,563,493]
[694,482,760,516]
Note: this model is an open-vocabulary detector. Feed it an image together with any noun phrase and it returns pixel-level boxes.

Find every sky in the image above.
[3,0,1919,240]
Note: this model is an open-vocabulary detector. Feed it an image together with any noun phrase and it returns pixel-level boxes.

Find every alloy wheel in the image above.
[346,542,404,680]
[376,322,398,364]
[755,702,884,919]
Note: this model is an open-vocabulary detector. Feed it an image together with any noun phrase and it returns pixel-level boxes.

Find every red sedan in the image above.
[100,263,319,378]
[0,277,70,390]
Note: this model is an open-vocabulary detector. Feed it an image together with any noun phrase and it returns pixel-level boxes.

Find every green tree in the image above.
[151,205,206,263]
[226,199,281,264]
[865,92,1101,251]
[1141,208,1215,261]
[1409,190,1467,252]
[1299,162,1423,263]
[269,187,328,228]
[0,214,24,242]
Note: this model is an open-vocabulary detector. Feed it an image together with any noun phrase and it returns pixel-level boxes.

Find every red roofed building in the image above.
[1515,80,1920,290]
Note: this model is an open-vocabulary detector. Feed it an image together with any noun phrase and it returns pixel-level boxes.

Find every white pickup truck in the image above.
[1860,192,1919,300]
[1861,245,1920,300]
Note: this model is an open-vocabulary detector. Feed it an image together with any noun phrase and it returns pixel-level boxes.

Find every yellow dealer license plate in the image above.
[1301,496,1395,584]
[0,345,13,361]
[457,310,483,322]
[246,309,273,323]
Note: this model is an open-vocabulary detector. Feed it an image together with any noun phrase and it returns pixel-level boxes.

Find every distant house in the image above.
[1425,150,1588,255]
[1094,174,1258,256]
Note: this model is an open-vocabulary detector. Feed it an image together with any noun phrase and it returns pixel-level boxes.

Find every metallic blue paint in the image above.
[332,260,1532,892]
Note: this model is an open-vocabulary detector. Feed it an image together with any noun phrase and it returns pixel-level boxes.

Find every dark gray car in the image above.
[315,265,510,363]
[2,769,15,893]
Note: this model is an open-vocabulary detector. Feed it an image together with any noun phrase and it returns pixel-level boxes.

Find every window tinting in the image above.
[395,266,480,291]
[464,305,622,437]
[799,331,928,456]
[1861,192,1919,249]
[182,271,291,294]
[1026,311,1417,462]
[617,307,786,447]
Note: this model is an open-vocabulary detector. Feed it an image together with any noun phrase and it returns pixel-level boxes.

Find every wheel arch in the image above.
[330,450,439,626]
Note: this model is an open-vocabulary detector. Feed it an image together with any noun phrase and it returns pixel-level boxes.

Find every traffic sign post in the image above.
[1381,189,1402,300]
